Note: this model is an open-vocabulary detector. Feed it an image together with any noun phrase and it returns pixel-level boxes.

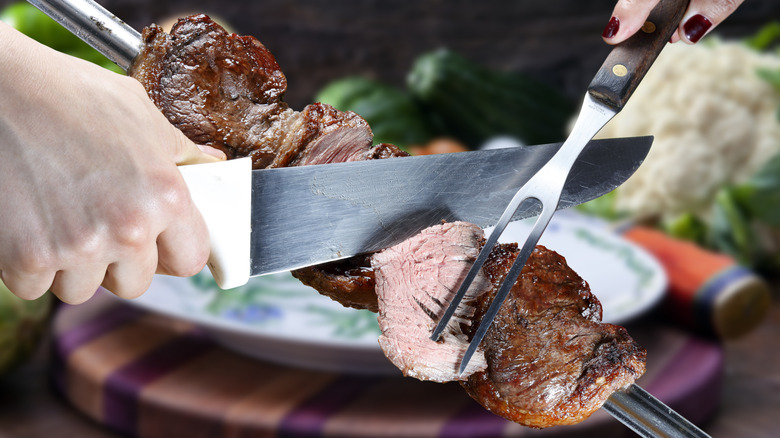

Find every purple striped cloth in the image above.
[51,291,723,437]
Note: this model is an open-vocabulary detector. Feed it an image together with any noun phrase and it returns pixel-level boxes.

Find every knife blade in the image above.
[178,136,652,289]
[21,0,652,289]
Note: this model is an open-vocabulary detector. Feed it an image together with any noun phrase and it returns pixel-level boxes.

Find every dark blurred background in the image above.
[3,0,776,108]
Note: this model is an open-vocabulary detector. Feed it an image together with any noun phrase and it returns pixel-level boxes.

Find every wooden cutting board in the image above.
[51,291,723,438]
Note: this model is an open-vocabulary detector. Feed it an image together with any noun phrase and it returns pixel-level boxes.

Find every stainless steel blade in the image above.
[249,136,651,276]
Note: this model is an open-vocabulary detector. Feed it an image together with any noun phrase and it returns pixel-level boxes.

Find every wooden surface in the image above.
[35,293,721,437]
[0,288,778,438]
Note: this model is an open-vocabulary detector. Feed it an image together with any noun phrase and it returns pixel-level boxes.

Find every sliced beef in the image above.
[291,255,378,312]
[130,14,408,309]
[370,222,645,426]
[462,242,647,428]
[371,222,490,382]
[130,16,646,429]
[129,15,396,169]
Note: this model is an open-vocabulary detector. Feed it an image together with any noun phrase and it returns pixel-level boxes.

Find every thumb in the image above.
[171,129,227,165]
[602,0,660,45]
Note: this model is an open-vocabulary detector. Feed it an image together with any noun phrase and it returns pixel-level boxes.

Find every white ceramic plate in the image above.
[128,211,666,375]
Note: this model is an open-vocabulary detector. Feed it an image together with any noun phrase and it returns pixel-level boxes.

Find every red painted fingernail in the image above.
[602,16,620,39]
[683,14,712,43]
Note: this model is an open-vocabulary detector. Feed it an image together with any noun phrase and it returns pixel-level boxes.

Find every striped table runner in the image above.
[51,291,723,437]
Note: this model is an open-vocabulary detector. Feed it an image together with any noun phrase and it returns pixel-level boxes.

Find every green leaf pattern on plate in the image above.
[573,227,656,296]
[188,271,381,340]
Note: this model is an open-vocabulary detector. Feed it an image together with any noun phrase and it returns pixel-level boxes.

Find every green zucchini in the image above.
[315,76,435,150]
[407,49,575,148]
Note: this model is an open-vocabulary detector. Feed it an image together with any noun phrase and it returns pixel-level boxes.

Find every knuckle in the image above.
[12,285,49,301]
[159,239,209,278]
[112,212,154,248]
[52,289,92,305]
[108,278,152,300]
[14,249,55,275]
[158,176,192,214]
[176,249,210,277]
[711,0,743,20]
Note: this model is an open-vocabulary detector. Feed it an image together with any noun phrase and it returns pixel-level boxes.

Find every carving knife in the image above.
[24,0,652,289]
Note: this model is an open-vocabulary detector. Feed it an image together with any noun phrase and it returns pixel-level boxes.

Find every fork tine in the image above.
[430,185,540,342]
[457,204,556,375]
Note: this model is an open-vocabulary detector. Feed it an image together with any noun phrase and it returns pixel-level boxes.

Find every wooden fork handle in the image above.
[588,0,690,110]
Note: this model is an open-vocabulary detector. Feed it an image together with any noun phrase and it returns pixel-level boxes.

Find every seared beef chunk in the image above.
[462,242,646,428]
[131,16,645,429]
[372,222,490,382]
[129,14,405,169]
[291,255,378,312]
[129,15,295,168]
[130,14,407,300]
[369,222,645,426]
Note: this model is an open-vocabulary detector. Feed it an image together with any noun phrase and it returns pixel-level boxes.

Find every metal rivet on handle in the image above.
[641,21,657,33]
[612,64,628,77]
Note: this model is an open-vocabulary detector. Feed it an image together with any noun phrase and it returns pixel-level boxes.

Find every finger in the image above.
[603,0,660,44]
[170,129,226,165]
[102,248,158,299]
[155,200,210,278]
[48,265,107,304]
[678,0,745,44]
[0,269,55,301]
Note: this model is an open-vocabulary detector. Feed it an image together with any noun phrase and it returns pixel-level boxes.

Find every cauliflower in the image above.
[596,39,780,219]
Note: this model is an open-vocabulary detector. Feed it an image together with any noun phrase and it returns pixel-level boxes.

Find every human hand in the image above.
[0,23,225,304]
[602,0,745,45]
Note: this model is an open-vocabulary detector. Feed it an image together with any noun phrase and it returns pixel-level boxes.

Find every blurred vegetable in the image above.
[0,2,122,73]
[407,137,469,156]
[662,212,708,245]
[406,49,575,148]
[574,190,626,222]
[0,281,52,377]
[703,153,780,272]
[314,49,575,151]
[744,21,780,51]
[315,76,435,150]
[661,151,780,273]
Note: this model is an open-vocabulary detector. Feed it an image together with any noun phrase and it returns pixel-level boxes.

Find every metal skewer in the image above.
[26,0,140,70]
[605,384,710,438]
[23,1,712,437]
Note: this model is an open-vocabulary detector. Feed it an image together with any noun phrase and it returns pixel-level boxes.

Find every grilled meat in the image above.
[130,14,403,311]
[372,222,490,382]
[129,14,406,170]
[464,237,647,428]
[130,15,646,429]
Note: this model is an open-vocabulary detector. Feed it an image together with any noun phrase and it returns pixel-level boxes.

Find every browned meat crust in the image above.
[130,16,645,429]
[129,14,404,170]
[130,15,404,311]
[291,255,378,312]
[462,243,647,428]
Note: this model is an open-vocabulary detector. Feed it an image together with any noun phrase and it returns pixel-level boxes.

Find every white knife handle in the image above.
[178,157,252,289]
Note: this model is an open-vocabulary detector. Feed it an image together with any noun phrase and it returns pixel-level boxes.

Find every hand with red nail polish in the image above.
[603,0,745,45]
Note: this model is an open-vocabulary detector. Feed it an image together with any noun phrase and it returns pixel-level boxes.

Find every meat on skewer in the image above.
[129,15,646,429]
